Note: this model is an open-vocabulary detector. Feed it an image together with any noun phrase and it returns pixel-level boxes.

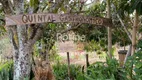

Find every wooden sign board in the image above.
[5,13,112,27]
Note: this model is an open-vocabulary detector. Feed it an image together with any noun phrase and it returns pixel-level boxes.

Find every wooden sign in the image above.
[5,13,112,27]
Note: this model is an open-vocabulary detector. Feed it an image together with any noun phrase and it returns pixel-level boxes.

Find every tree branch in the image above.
[0,0,14,14]
[28,25,43,46]
[123,45,132,67]
[0,0,19,61]
[32,27,42,43]
[49,0,64,12]
[117,14,132,41]
[9,28,18,50]
[0,0,19,49]
[29,24,39,39]
[60,23,82,34]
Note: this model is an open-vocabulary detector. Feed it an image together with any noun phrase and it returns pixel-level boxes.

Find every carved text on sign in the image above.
[5,13,112,27]
[59,14,103,25]
[22,14,54,23]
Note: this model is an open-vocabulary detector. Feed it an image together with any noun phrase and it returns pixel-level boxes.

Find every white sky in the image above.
[27,0,92,4]
[86,0,92,4]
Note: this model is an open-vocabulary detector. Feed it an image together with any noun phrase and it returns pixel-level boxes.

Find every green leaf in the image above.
[137,40,142,49]
[129,0,142,15]
[30,0,39,9]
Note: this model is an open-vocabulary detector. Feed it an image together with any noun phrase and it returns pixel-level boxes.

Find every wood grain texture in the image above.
[5,13,112,27]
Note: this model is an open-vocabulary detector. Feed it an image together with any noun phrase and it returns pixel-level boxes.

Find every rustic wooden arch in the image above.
[5,13,112,27]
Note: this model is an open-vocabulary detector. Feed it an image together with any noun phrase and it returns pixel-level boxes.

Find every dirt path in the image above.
[70,58,105,65]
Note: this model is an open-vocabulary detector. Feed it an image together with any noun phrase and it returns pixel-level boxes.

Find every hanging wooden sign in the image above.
[5,13,112,27]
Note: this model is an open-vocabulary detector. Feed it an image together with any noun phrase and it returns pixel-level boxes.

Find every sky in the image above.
[26,0,92,4]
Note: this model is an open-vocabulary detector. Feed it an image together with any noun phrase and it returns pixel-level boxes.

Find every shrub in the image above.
[53,63,82,80]
[124,40,142,80]
[0,61,13,80]
[79,58,127,80]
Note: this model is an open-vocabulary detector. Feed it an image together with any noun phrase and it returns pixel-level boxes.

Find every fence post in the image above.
[67,52,70,79]
[86,54,89,74]
[86,54,89,68]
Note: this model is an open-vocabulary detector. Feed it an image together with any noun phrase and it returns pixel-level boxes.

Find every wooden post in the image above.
[67,52,70,79]
[86,54,89,68]
[86,54,89,74]
[107,0,112,59]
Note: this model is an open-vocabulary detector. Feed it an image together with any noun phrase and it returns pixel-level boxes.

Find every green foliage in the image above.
[52,52,142,80]
[86,1,106,17]
[84,40,100,52]
[52,58,128,80]
[112,28,131,47]
[53,63,82,80]
[137,40,142,49]
[124,40,142,80]
[125,53,142,80]
[118,0,142,17]
[30,0,39,9]
[76,25,108,52]
[0,52,141,80]
[0,61,13,80]
[82,58,127,80]
[131,0,142,15]
[75,1,131,54]
[0,6,6,36]
[0,25,6,36]
[24,77,30,80]
[49,51,61,63]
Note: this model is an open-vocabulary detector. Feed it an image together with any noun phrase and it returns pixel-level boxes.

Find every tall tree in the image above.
[0,0,63,79]
[132,10,139,55]
[107,0,112,58]
[115,0,142,55]
[0,0,88,79]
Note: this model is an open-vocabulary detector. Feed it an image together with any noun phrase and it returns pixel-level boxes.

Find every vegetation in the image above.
[0,61,13,80]
[0,0,142,80]
[0,52,141,80]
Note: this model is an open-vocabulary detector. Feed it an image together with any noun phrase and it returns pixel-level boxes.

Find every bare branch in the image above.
[123,45,132,67]
[60,23,82,34]
[27,26,43,46]
[29,24,39,39]
[0,0,18,38]
[0,0,14,14]
[32,27,42,43]
[8,28,18,50]
[117,14,132,41]
[49,0,64,12]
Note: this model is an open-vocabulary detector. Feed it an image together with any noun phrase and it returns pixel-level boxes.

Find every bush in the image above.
[125,52,142,80]
[0,61,13,80]
[53,63,82,80]
[52,54,142,80]
[78,58,127,80]
[124,40,142,80]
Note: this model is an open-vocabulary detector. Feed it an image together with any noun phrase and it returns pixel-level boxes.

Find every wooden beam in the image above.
[5,13,112,27]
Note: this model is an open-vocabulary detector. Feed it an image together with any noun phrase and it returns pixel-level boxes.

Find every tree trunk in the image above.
[1,0,47,80]
[107,0,112,58]
[14,44,32,80]
[123,45,132,67]
[13,0,32,79]
[131,10,138,55]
